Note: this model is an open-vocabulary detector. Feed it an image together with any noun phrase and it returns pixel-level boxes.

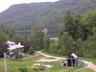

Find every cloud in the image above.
[11,0,58,4]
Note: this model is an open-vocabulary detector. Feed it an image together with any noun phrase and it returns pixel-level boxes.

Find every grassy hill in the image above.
[0,54,94,72]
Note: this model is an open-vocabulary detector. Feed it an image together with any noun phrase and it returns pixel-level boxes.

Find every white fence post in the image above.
[4,53,7,72]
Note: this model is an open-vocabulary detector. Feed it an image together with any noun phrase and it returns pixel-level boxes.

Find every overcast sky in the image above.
[0,0,58,13]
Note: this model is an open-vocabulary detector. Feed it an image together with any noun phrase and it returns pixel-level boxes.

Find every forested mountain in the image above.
[0,0,96,58]
[0,0,96,36]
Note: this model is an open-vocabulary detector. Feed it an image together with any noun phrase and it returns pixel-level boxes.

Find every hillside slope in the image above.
[0,0,96,36]
[0,0,96,23]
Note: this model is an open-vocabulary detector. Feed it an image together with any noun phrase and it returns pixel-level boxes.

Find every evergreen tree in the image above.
[59,32,76,55]
[87,27,96,57]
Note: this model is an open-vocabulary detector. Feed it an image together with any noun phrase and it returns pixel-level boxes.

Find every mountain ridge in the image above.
[0,0,95,23]
[0,0,96,36]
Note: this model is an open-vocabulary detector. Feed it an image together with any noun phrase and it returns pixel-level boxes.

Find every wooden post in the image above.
[4,53,7,72]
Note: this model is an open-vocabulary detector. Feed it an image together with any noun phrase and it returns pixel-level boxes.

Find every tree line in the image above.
[47,10,96,58]
[0,26,50,56]
[0,9,96,58]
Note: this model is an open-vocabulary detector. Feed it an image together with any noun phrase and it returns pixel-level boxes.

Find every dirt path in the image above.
[38,51,65,59]
[37,51,65,62]
[82,60,96,71]
[37,51,96,72]
[23,55,33,60]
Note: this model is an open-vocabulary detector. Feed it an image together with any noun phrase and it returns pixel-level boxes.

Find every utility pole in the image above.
[44,31,46,50]
[42,28,48,50]
[4,53,7,72]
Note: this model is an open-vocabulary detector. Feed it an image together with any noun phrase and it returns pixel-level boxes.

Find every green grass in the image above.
[0,56,38,72]
[76,68,94,72]
[81,57,96,65]
[42,62,83,72]
[85,58,96,64]
[0,55,95,72]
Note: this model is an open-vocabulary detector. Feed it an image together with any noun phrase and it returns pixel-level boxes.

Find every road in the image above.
[37,51,96,72]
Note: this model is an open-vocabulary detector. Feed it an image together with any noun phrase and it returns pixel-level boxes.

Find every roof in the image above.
[6,41,15,45]
[6,41,24,50]
[71,53,78,58]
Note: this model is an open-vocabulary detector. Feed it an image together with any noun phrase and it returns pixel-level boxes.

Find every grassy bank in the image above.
[0,55,95,72]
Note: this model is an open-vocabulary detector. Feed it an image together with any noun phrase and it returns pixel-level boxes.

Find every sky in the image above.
[0,0,58,13]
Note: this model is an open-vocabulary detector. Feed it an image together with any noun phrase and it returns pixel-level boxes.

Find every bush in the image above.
[18,68,27,72]
[28,47,35,55]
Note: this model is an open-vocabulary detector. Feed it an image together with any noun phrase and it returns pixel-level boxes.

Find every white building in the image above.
[6,41,24,58]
